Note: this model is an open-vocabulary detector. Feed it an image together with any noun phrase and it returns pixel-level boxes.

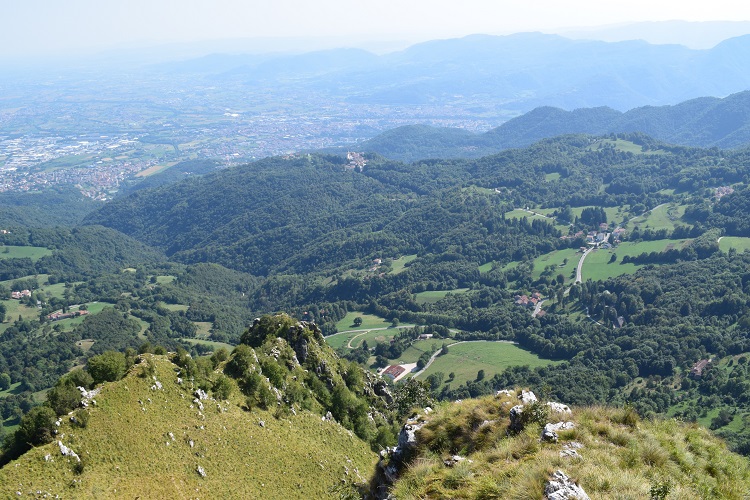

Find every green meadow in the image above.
[581,239,691,281]
[0,245,52,261]
[414,288,470,305]
[417,341,559,387]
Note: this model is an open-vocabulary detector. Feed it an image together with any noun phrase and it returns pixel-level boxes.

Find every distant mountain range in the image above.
[354,90,750,161]
[165,32,750,115]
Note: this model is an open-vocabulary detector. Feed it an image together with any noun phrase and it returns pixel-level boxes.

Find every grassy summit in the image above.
[390,391,750,499]
[0,353,378,498]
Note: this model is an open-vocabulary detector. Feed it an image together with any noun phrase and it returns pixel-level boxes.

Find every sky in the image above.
[3,0,750,60]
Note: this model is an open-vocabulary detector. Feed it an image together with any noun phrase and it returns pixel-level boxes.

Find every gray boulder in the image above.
[508,405,526,433]
[544,470,590,500]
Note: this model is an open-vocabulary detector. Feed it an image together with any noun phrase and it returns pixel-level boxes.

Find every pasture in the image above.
[719,237,750,253]
[417,341,559,387]
[0,245,52,261]
[630,203,686,231]
[581,239,691,281]
[414,288,469,305]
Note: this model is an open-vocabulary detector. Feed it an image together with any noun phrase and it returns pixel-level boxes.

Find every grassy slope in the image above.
[0,356,377,498]
[392,393,750,499]
[414,289,470,305]
[532,248,579,283]
[0,245,52,261]
[720,237,750,253]
[417,342,560,387]
[582,239,691,281]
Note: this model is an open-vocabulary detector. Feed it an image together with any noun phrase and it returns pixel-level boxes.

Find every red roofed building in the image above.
[382,365,406,380]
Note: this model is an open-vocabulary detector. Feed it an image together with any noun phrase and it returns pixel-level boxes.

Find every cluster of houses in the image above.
[514,292,542,308]
[10,289,31,299]
[47,310,89,321]
[715,186,734,200]
[345,151,367,170]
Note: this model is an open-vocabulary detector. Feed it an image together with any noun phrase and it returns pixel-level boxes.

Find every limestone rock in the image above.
[294,335,309,364]
[541,428,558,443]
[373,380,394,404]
[545,421,575,433]
[194,389,208,400]
[495,389,514,398]
[509,405,526,433]
[544,470,589,500]
[57,441,80,462]
[196,465,206,478]
[443,455,466,467]
[547,402,572,414]
[519,390,537,404]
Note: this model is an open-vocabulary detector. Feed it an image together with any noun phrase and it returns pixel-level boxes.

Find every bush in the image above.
[17,406,57,446]
[86,351,127,385]
[46,380,82,416]
[212,375,233,400]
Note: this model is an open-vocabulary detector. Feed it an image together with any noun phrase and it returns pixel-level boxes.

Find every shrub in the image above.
[86,351,126,385]
[17,406,57,446]
[46,380,82,416]
[212,375,233,400]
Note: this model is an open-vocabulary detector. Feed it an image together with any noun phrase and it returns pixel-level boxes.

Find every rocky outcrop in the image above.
[544,470,589,500]
[519,390,538,404]
[508,405,526,433]
[541,421,575,442]
[58,441,80,462]
[373,379,394,405]
[375,411,431,496]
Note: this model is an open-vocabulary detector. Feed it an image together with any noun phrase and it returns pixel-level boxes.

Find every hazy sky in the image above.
[3,0,750,59]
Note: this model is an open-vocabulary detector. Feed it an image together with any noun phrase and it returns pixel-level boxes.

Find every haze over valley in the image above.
[3,4,750,498]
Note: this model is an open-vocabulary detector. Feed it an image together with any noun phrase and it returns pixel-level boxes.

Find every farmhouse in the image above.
[48,310,89,321]
[10,290,31,299]
[690,359,711,379]
[382,365,406,380]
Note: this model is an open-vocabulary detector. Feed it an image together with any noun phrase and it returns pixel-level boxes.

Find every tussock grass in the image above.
[392,392,750,499]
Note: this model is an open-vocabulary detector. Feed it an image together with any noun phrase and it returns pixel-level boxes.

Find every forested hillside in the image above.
[7,132,750,462]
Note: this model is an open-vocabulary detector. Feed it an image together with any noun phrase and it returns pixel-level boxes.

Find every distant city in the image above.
[0,72,495,199]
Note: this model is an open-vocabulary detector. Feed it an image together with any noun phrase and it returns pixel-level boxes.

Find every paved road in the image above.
[575,247,592,283]
[532,299,546,318]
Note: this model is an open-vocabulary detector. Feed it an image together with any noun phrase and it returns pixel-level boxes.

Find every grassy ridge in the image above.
[392,393,750,499]
[0,356,377,498]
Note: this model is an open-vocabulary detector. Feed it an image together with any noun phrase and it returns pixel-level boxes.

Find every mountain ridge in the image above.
[355,91,750,161]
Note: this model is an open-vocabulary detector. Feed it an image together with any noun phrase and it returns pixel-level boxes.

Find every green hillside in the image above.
[0,354,377,498]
